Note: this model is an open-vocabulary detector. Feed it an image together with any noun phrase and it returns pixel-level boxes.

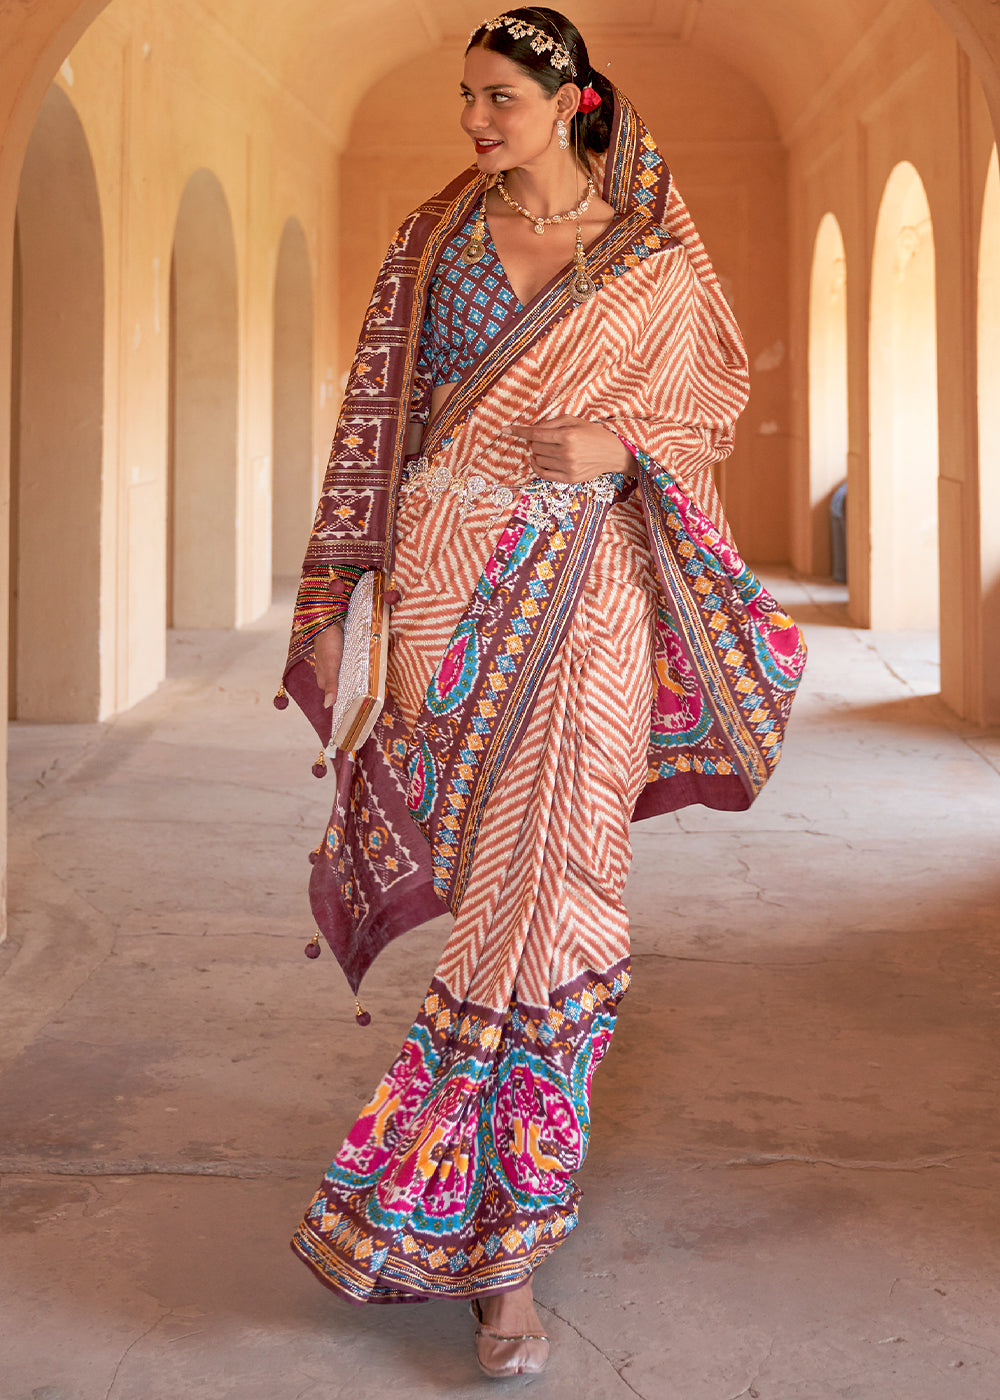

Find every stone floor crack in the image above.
[103,1312,171,1400]
[725,1336,776,1400]
[724,1152,962,1172]
[540,1302,650,1399]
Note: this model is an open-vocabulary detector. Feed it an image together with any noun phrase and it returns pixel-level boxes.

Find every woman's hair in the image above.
[466,8,613,155]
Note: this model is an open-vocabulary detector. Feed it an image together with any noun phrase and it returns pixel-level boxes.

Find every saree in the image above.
[280,90,806,1304]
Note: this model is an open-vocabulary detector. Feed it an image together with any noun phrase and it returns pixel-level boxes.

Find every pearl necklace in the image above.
[495,171,596,236]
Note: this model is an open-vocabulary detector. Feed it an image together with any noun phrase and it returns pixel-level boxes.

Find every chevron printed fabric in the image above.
[284,85,806,1306]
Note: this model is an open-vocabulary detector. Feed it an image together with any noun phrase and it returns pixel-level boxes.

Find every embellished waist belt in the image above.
[401,451,631,530]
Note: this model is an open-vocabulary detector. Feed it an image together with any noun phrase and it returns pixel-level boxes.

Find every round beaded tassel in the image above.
[273,684,289,710]
[304,931,322,959]
[355,998,372,1027]
[312,750,327,779]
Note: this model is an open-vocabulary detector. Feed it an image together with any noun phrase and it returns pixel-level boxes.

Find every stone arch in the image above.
[808,212,848,577]
[10,84,104,721]
[271,216,314,579]
[168,168,239,628]
[977,147,1000,721]
[868,161,939,631]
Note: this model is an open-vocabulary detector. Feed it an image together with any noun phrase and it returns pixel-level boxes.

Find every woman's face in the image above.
[460,46,561,171]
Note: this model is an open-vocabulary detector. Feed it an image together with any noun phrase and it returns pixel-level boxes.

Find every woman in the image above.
[276,7,806,1378]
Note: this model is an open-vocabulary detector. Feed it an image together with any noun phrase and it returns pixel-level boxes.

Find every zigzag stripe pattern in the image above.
[284,86,808,1309]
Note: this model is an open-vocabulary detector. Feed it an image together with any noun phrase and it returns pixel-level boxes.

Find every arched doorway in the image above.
[808,213,848,578]
[869,161,939,631]
[10,84,103,721]
[271,217,314,580]
[168,168,239,629]
[978,147,1000,722]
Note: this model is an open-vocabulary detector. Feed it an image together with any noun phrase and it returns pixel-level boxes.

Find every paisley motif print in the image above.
[405,741,437,825]
[426,620,480,715]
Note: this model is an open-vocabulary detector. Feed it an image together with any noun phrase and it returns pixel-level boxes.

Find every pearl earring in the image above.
[557,118,569,150]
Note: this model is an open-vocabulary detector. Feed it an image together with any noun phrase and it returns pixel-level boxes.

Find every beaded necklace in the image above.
[460,180,598,303]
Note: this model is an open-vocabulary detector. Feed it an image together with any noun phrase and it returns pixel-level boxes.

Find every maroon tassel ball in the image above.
[273,688,289,710]
[312,750,327,779]
[304,933,322,959]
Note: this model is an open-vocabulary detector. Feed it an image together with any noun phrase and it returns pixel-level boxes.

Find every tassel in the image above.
[355,998,372,1027]
[273,685,289,710]
[304,931,322,959]
[312,750,327,779]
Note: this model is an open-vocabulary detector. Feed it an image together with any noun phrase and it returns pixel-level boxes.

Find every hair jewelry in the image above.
[473,14,577,75]
[495,170,596,235]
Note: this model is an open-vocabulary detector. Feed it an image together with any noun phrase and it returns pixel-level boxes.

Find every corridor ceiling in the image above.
[199,0,905,140]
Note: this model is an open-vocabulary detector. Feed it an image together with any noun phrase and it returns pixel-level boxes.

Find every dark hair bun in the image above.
[467,7,612,155]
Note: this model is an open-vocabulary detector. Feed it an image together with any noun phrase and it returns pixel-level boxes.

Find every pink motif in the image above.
[338,1040,435,1173]
[407,751,427,808]
[437,635,469,698]
[494,1065,582,1193]
[653,629,702,731]
[483,522,524,589]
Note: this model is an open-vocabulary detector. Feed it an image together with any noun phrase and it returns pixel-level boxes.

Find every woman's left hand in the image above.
[507,416,636,484]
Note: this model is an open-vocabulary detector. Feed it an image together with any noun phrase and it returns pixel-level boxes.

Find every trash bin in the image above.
[830,480,847,583]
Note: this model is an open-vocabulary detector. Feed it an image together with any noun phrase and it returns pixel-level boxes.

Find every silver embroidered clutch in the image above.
[325,569,390,755]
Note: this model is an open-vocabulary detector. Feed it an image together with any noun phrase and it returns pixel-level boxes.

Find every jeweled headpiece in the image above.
[471,14,577,77]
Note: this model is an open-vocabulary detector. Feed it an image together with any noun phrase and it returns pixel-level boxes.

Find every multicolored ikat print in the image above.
[634,447,806,800]
[283,82,807,1311]
[411,216,522,405]
[306,455,806,994]
[292,961,629,1304]
[404,476,630,906]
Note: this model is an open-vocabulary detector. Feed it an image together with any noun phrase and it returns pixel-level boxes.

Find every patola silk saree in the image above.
[281,90,806,1304]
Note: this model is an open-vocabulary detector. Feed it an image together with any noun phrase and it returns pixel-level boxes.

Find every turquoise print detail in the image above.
[427,620,481,716]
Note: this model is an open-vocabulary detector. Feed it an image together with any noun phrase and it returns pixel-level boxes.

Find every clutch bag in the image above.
[325,569,390,754]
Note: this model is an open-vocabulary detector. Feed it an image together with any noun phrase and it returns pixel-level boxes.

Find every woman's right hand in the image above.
[314,624,344,709]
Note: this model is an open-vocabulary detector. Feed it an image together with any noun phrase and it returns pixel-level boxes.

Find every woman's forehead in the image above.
[461,46,532,90]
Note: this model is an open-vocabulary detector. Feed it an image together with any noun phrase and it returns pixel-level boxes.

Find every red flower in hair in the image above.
[578,86,602,113]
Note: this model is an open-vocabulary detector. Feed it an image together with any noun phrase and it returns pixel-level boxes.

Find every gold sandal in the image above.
[470,1298,550,1378]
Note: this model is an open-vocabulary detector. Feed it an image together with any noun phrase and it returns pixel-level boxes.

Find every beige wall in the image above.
[12,86,104,720]
[786,0,996,718]
[8,0,341,720]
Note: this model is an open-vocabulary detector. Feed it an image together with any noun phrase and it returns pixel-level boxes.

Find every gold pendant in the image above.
[569,224,596,302]
[462,200,489,264]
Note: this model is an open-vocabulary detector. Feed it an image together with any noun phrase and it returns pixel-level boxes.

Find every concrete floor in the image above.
[2,574,999,1400]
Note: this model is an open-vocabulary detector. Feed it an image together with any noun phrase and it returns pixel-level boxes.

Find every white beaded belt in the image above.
[402,454,622,530]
